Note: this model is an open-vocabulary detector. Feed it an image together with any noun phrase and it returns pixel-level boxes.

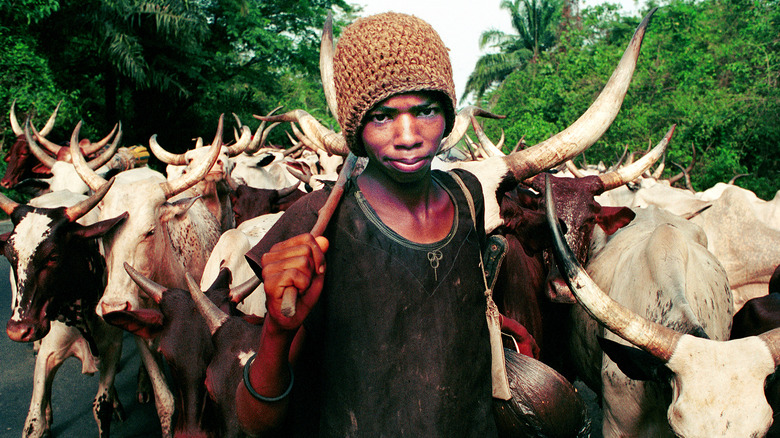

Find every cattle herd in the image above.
[2,9,779,438]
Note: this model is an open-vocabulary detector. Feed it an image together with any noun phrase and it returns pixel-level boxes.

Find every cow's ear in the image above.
[595,206,636,235]
[598,336,672,382]
[31,162,51,174]
[101,309,164,340]
[15,178,51,194]
[160,197,199,222]
[0,231,11,250]
[75,211,128,239]
[257,154,276,168]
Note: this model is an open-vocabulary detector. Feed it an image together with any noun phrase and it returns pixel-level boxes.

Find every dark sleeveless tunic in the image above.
[246,169,497,437]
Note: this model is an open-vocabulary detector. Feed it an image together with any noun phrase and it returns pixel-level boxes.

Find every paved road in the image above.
[0,221,161,438]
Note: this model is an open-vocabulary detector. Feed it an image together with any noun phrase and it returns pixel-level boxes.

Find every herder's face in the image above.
[360,92,446,183]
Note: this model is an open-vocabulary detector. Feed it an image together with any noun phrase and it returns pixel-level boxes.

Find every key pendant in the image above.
[428,250,443,281]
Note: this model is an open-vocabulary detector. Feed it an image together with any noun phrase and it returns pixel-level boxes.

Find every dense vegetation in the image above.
[479,0,779,199]
[1,0,351,161]
[1,0,777,199]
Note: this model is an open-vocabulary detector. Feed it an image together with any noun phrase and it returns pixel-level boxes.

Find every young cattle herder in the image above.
[240,12,515,436]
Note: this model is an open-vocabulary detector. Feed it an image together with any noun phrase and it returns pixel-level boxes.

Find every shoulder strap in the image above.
[448,170,511,400]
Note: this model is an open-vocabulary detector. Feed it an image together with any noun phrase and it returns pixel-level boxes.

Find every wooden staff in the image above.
[280,153,358,317]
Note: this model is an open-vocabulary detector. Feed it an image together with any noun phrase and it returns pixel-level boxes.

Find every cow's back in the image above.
[568,206,733,437]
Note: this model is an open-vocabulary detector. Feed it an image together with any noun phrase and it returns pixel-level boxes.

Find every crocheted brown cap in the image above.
[334,12,457,156]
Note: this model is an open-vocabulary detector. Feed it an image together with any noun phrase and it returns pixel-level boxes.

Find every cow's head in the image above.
[545,177,780,437]
[0,180,123,342]
[527,126,674,303]
[69,117,224,320]
[531,173,635,303]
[184,271,265,437]
[2,101,61,188]
[118,263,235,437]
[150,121,252,186]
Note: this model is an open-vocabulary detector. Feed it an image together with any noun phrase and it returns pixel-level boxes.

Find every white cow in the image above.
[229,147,301,190]
[69,120,224,438]
[21,120,124,195]
[598,178,780,310]
[547,185,780,437]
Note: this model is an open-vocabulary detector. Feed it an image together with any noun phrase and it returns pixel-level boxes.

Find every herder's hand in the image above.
[261,233,329,331]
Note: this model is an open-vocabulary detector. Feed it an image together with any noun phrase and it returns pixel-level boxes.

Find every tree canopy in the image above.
[1,0,352,155]
[463,0,562,102]
[485,0,779,200]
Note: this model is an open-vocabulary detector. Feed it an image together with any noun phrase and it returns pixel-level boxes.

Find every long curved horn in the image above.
[38,101,61,137]
[282,140,304,157]
[471,115,506,157]
[185,272,228,335]
[11,100,60,137]
[228,275,262,304]
[321,11,339,120]
[10,100,24,136]
[278,181,302,198]
[463,134,484,160]
[503,8,657,182]
[223,125,252,156]
[124,262,166,304]
[511,135,526,154]
[286,163,313,185]
[0,190,20,216]
[289,123,321,155]
[257,109,349,156]
[80,123,119,156]
[63,177,115,221]
[671,162,694,192]
[610,144,630,171]
[64,121,122,170]
[149,135,188,165]
[544,174,681,361]
[232,112,243,129]
[29,121,64,155]
[247,107,282,154]
[24,120,57,169]
[668,142,696,184]
[565,160,588,178]
[727,173,749,185]
[599,125,674,190]
[85,122,122,170]
[650,153,666,179]
[439,106,505,153]
[70,123,109,192]
[159,115,223,199]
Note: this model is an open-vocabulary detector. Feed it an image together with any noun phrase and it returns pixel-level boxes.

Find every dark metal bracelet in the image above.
[242,353,294,402]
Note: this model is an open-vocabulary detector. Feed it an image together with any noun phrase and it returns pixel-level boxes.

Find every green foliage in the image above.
[0,0,60,24]
[0,26,83,165]
[488,0,780,199]
[463,0,562,102]
[0,0,353,161]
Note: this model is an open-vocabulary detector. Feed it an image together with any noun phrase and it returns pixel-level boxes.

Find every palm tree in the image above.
[463,0,560,102]
[87,0,209,121]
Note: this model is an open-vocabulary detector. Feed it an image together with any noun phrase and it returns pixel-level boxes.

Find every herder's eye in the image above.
[417,103,442,119]
[367,112,390,124]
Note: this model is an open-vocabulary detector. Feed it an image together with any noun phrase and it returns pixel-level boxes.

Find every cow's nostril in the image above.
[7,321,34,342]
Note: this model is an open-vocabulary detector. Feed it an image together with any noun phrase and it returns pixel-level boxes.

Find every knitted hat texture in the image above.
[334,12,457,156]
